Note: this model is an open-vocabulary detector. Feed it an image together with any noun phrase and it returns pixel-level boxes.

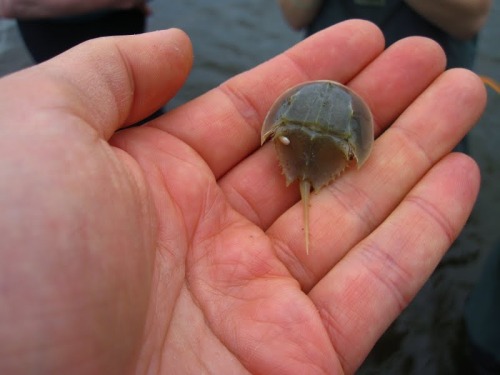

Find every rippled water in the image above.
[148,0,301,108]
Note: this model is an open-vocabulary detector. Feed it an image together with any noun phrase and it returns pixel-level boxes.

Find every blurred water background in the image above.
[1,1,499,373]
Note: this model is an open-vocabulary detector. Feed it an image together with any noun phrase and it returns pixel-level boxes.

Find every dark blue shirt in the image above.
[306,0,477,68]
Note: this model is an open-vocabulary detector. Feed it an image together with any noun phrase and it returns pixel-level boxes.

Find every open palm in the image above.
[0,22,485,375]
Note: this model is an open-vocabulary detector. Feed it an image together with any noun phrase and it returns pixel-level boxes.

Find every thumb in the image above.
[0,28,193,139]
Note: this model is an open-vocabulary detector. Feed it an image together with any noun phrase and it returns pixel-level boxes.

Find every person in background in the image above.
[0,0,149,62]
[278,0,491,69]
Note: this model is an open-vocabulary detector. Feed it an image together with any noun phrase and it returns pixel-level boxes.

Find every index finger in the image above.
[150,20,385,178]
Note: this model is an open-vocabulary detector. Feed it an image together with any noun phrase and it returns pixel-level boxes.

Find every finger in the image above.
[219,36,446,227]
[347,36,447,135]
[0,29,193,139]
[308,153,480,373]
[150,20,384,177]
[269,68,486,290]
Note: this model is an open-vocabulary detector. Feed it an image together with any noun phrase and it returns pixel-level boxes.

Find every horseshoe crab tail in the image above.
[300,179,311,255]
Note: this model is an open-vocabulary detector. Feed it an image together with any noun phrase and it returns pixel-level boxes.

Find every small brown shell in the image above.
[261,80,374,254]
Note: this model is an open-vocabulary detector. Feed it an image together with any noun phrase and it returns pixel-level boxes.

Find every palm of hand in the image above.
[0,23,485,375]
[112,119,334,374]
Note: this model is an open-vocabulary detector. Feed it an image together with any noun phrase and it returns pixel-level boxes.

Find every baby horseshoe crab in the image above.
[261,80,374,254]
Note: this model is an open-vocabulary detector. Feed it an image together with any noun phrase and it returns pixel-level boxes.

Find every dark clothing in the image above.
[464,241,500,373]
[306,0,477,69]
[17,8,146,63]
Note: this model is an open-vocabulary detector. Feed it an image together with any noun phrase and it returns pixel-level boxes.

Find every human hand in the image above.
[0,21,485,374]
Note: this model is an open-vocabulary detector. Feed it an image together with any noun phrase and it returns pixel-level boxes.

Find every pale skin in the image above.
[279,0,492,40]
[0,21,486,374]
